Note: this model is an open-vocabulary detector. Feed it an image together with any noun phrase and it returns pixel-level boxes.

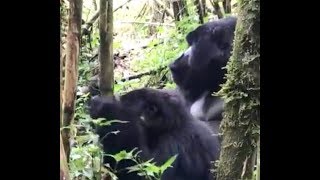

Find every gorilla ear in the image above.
[186,30,198,46]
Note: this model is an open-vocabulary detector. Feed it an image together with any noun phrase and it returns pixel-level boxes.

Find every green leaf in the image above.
[160,155,178,173]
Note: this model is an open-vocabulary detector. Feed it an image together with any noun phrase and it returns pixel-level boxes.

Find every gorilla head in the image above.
[169,17,237,102]
[89,88,220,180]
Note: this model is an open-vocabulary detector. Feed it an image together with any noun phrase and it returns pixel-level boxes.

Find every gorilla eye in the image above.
[146,104,159,116]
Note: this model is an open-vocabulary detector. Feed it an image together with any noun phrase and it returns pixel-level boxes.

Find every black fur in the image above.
[89,94,142,180]
[169,17,237,130]
[89,88,220,180]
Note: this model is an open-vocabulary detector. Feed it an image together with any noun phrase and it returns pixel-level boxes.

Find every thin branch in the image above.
[115,21,175,27]
[82,11,99,35]
[154,0,174,18]
[116,66,167,83]
[114,0,134,12]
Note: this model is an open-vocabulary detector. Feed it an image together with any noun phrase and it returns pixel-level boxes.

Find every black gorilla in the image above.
[89,88,220,180]
[169,16,237,131]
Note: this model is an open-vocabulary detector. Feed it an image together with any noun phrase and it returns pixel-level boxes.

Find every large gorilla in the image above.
[169,16,237,131]
[89,88,220,180]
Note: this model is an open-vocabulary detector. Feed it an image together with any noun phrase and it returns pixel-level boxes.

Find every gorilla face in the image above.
[169,17,237,101]
[118,88,189,133]
[89,88,189,130]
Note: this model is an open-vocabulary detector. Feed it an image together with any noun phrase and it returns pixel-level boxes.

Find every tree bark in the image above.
[180,0,189,16]
[209,0,223,19]
[223,0,231,14]
[201,0,207,17]
[172,0,188,21]
[154,0,174,18]
[149,0,162,35]
[194,0,204,24]
[92,0,97,10]
[60,36,63,127]
[60,133,71,180]
[99,0,114,96]
[216,0,260,179]
[256,138,260,180]
[172,1,181,21]
[61,0,83,161]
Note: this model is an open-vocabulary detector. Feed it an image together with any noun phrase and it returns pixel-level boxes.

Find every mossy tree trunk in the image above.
[99,0,114,96]
[216,0,260,179]
[61,0,83,161]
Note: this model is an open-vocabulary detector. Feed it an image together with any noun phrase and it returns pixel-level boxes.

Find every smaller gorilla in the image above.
[169,16,237,131]
[89,88,220,180]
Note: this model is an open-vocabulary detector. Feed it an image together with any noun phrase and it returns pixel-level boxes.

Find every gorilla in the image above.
[169,16,237,131]
[89,88,220,180]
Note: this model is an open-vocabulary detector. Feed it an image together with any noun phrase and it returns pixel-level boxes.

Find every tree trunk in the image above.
[172,0,189,22]
[194,0,204,24]
[60,133,71,180]
[61,0,83,161]
[165,0,170,8]
[180,0,189,17]
[209,0,223,19]
[223,0,231,14]
[172,1,181,21]
[256,138,260,180]
[216,0,260,179]
[92,0,97,10]
[201,0,207,17]
[99,0,114,96]
[149,0,162,35]
[60,11,70,180]
[60,37,64,127]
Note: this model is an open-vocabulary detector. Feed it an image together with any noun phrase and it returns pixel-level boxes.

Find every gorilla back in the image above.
[89,88,220,180]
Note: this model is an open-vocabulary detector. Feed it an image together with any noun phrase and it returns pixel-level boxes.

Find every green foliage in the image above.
[69,143,102,179]
[68,93,103,180]
[126,153,178,180]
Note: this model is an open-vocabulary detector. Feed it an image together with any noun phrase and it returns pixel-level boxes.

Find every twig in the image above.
[135,2,148,20]
[114,0,134,12]
[116,66,167,83]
